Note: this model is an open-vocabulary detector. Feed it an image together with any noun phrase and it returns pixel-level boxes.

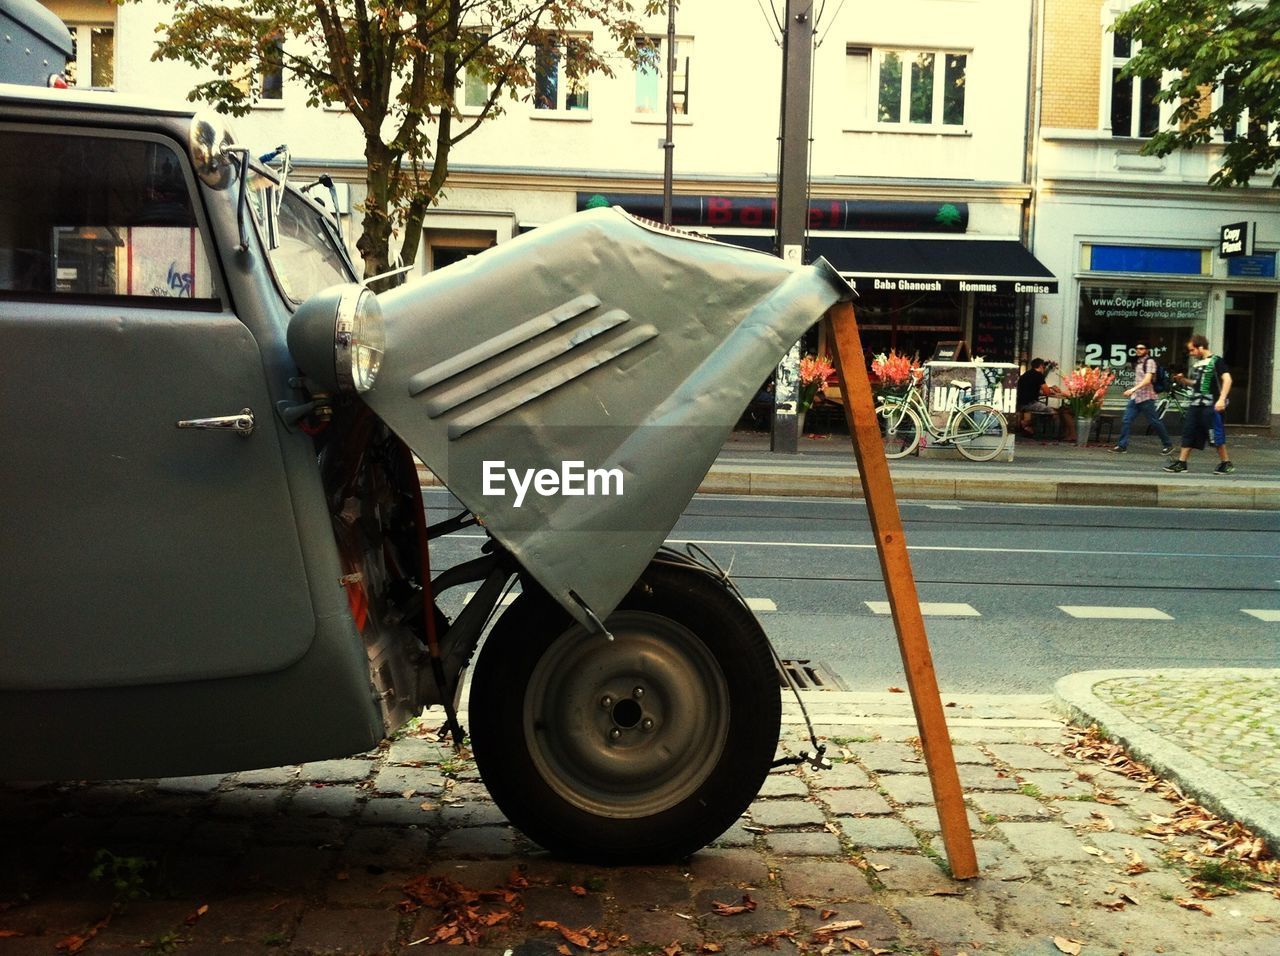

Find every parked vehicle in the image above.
[0,82,849,862]
[0,0,72,86]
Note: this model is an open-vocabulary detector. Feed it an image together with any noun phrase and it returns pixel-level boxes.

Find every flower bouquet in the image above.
[798,353,835,413]
[1059,365,1116,418]
[870,350,915,400]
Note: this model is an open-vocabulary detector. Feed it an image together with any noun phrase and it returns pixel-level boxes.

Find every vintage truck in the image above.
[0,77,850,861]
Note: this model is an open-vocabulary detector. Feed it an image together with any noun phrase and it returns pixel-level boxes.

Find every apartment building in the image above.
[1034,0,1280,428]
[37,0,1057,367]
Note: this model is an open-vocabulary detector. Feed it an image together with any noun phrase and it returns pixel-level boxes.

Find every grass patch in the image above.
[1017,783,1043,799]
[1190,858,1253,892]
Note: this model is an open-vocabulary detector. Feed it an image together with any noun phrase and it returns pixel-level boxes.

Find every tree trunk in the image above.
[358,138,396,291]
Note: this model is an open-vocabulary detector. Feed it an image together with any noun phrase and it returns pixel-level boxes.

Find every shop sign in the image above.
[854,277,1053,294]
[577,193,969,232]
[1219,221,1255,258]
[1226,252,1276,278]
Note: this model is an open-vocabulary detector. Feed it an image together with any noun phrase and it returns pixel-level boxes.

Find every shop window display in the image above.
[1076,286,1207,399]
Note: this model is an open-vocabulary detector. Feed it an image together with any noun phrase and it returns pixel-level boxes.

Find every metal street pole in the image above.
[772,0,814,453]
[662,3,676,225]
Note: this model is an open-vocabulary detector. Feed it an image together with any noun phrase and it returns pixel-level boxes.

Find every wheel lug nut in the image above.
[641,718,654,731]
[633,687,644,699]
[601,696,613,709]
[609,728,622,740]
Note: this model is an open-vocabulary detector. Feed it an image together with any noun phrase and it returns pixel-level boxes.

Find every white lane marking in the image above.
[865,601,980,617]
[442,533,1273,561]
[924,504,963,510]
[1242,609,1280,622]
[462,592,518,606]
[1058,606,1173,620]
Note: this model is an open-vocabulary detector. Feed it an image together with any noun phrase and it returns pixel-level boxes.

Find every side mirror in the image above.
[188,112,237,190]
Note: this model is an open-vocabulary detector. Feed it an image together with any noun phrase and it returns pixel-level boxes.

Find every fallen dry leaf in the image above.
[558,946,573,956]
[1252,914,1273,922]
[1120,892,1139,905]
[700,945,723,954]
[712,895,757,917]
[1052,937,1082,956]
[662,943,682,956]
[184,904,209,926]
[1096,899,1126,912]
[56,916,111,955]
[0,930,25,938]
[1174,898,1213,915]
[812,919,865,940]
[571,885,588,897]
[820,908,838,919]
[1082,846,1104,857]
[887,686,904,693]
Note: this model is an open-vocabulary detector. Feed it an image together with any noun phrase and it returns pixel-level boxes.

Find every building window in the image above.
[534,34,590,112]
[64,24,114,88]
[847,46,966,128]
[635,36,691,115]
[1109,33,1160,137]
[462,64,489,110]
[234,31,284,102]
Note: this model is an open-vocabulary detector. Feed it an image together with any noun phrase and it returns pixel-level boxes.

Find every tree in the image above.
[1113,0,1280,187]
[149,1,665,284]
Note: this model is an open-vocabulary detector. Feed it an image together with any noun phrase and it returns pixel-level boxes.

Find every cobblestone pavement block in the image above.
[792,901,903,945]
[877,773,934,806]
[806,761,872,789]
[440,802,510,828]
[211,787,288,818]
[692,887,792,936]
[984,742,1074,770]
[434,825,520,858]
[610,870,695,906]
[615,909,703,946]
[361,795,442,827]
[297,759,376,784]
[778,859,871,899]
[896,897,1003,950]
[996,821,1098,863]
[156,774,227,795]
[843,817,919,850]
[758,773,809,797]
[711,821,758,847]
[685,848,772,887]
[386,737,453,766]
[288,906,402,954]
[950,744,993,765]
[967,792,1053,819]
[762,830,844,857]
[900,805,982,835]
[1013,770,1095,798]
[232,766,299,786]
[187,896,306,944]
[748,800,826,828]
[862,851,953,894]
[231,845,339,892]
[520,885,607,926]
[969,838,1033,881]
[850,742,925,774]
[289,785,362,818]
[340,827,436,871]
[819,789,893,816]
[371,765,447,796]
[955,764,1022,791]
[1055,801,1144,831]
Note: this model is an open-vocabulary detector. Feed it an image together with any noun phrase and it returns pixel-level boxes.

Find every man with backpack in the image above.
[1110,342,1173,455]
[1164,334,1235,475]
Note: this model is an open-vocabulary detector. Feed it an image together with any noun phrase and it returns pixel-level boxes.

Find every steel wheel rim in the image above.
[523,610,731,818]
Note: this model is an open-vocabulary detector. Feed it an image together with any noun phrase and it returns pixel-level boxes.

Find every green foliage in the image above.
[1017,782,1043,799]
[1189,857,1253,892]
[144,1,671,278]
[89,849,156,912]
[1113,0,1280,186]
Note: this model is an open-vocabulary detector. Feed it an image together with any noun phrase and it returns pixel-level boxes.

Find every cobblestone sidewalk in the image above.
[1092,672,1280,802]
[2,693,1277,955]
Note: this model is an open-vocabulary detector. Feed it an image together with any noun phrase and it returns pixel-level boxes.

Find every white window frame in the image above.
[634,35,692,121]
[531,32,592,118]
[846,45,968,132]
[64,22,114,89]
[233,29,285,109]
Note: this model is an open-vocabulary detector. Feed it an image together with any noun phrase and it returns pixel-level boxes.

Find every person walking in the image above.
[1163,334,1234,474]
[1110,343,1173,455]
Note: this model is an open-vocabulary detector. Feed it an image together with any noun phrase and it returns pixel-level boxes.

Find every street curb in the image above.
[1054,668,1280,854]
[700,467,1280,509]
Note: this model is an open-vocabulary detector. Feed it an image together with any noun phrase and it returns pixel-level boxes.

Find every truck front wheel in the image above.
[468,562,781,863]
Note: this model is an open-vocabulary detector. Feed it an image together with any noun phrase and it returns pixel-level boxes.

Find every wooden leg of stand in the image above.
[826,301,978,880]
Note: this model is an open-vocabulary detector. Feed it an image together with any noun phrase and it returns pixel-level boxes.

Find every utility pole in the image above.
[772,0,814,453]
[661,3,677,224]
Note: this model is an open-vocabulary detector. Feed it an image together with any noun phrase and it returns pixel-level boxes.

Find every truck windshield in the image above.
[246,169,354,305]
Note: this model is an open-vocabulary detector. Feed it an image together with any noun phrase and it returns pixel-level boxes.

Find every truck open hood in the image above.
[367,208,851,626]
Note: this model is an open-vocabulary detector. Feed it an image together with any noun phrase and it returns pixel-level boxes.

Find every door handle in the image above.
[177,407,255,437]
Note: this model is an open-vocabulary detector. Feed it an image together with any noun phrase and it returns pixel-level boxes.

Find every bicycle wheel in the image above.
[876,402,922,459]
[950,403,1009,462]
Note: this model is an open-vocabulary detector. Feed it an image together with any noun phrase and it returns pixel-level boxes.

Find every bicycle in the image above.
[876,370,1009,461]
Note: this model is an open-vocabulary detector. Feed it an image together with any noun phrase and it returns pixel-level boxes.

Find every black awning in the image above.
[716,235,1058,294]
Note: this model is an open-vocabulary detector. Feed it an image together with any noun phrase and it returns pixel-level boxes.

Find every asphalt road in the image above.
[425,490,1280,695]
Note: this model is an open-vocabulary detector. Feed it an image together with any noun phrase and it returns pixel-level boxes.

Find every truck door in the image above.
[0,125,315,690]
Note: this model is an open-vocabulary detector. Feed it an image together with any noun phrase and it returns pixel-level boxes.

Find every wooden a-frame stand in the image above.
[826,300,979,880]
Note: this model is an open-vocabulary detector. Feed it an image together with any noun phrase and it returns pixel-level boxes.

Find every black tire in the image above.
[468,561,781,863]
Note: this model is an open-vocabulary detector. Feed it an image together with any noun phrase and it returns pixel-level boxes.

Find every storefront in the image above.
[1070,243,1277,426]
[576,193,1058,366]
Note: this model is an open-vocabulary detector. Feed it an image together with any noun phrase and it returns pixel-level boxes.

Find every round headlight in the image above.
[335,287,385,393]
